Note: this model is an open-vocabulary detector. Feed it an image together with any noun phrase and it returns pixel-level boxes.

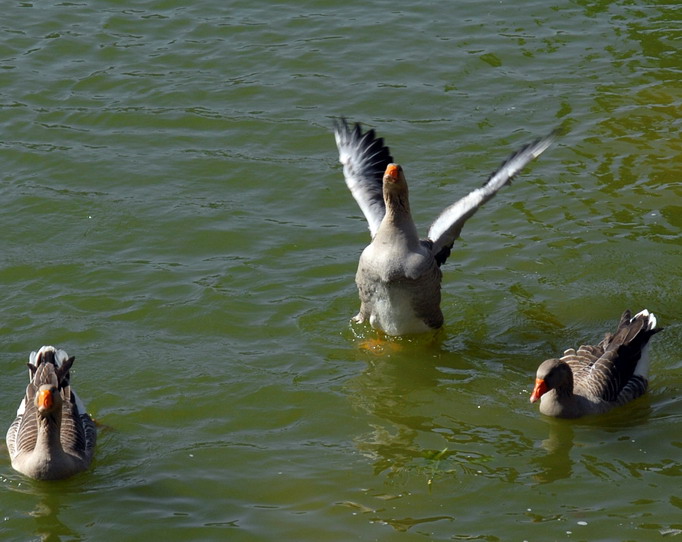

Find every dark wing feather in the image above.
[333,118,394,238]
[577,348,630,402]
[56,356,74,388]
[575,310,661,402]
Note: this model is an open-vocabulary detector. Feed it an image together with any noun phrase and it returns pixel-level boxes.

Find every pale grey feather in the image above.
[427,133,555,264]
[5,346,96,479]
[532,309,662,418]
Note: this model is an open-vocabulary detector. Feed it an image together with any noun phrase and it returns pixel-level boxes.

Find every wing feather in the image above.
[427,133,555,264]
[8,383,40,459]
[60,388,96,463]
[574,310,661,401]
[333,119,393,238]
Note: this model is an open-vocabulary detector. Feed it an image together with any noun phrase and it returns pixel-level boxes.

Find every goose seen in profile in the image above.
[333,119,554,336]
[530,309,661,418]
[6,346,96,480]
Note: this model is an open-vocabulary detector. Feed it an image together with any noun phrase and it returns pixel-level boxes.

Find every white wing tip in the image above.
[15,397,27,417]
[29,345,71,366]
[530,134,555,158]
[632,309,657,330]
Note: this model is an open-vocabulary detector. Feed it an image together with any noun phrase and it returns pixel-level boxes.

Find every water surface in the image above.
[1,1,680,540]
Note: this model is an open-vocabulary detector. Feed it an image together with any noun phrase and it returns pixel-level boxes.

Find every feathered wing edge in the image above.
[27,346,72,388]
[427,132,555,266]
[567,309,662,403]
[6,359,62,460]
[5,403,25,459]
[60,388,97,464]
[333,118,394,238]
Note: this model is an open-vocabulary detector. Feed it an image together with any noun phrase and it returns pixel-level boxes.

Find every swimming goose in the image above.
[333,119,554,335]
[530,309,661,418]
[6,346,96,480]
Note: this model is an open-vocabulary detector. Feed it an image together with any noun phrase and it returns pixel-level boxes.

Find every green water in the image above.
[1,1,680,540]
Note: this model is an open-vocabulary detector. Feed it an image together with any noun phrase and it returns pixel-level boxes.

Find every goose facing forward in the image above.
[530,309,662,418]
[6,346,96,480]
[333,119,554,336]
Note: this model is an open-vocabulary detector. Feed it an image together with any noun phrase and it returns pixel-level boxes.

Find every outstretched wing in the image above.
[427,133,555,265]
[333,119,394,238]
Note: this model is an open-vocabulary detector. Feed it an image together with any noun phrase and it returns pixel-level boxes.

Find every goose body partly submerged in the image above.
[530,309,661,418]
[6,346,96,480]
[333,119,554,335]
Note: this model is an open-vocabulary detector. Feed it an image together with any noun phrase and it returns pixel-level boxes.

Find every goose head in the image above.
[36,383,62,418]
[530,358,573,403]
[382,163,411,215]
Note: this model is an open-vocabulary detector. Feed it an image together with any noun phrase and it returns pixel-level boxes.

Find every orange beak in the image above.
[38,389,54,409]
[530,378,548,403]
[384,164,400,181]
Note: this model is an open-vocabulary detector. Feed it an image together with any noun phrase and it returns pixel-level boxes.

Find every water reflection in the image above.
[531,400,655,484]
[343,336,446,476]
[531,420,575,484]
[343,331,660,496]
[6,481,81,541]
[30,492,77,542]
[343,337,538,486]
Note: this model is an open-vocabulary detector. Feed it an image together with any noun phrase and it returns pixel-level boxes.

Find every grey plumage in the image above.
[334,119,554,336]
[531,309,662,418]
[6,346,96,480]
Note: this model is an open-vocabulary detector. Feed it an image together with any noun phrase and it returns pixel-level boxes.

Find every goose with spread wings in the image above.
[530,309,661,418]
[6,346,96,480]
[333,119,554,336]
